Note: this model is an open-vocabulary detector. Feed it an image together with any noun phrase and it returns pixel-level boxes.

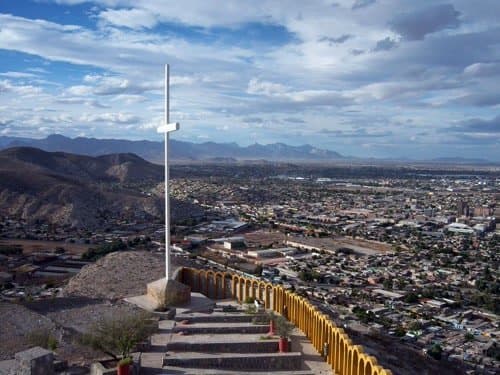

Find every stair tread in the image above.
[176,312,250,318]
[169,332,277,344]
[176,322,266,327]
[176,312,264,319]
[161,367,314,375]
[166,352,302,359]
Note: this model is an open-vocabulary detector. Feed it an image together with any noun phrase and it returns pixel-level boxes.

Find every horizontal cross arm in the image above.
[157,122,180,133]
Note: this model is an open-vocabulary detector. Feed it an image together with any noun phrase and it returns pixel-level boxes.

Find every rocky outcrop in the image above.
[63,251,165,300]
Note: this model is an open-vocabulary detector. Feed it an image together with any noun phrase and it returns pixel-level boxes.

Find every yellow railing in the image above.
[179,267,392,375]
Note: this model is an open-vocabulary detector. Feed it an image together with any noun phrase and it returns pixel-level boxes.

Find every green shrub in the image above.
[118,357,133,366]
[79,312,155,360]
[275,315,294,338]
[0,244,23,255]
[259,335,274,340]
[251,314,268,324]
[47,336,58,351]
[27,328,58,351]
[244,296,256,304]
[244,304,257,315]
[266,310,277,324]
[428,343,443,360]
[394,326,406,337]
[81,240,127,261]
[222,305,237,312]
[464,332,474,342]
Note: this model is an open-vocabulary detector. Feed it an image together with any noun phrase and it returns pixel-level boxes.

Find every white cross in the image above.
[157,64,179,280]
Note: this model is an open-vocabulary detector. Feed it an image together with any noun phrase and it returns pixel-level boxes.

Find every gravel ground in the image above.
[0,250,170,365]
[0,299,143,364]
[0,302,58,361]
[63,250,164,299]
[0,250,200,367]
[26,297,141,334]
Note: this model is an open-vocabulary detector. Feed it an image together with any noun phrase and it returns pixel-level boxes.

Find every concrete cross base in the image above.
[147,278,191,310]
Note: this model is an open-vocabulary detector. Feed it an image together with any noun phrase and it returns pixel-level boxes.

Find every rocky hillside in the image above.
[0,147,163,183]
[0,147,201,228]
[63,251,164,299]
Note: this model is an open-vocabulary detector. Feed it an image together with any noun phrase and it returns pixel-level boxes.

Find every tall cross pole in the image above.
[157,64,179,280]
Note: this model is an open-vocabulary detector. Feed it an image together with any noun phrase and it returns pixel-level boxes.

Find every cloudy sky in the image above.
[0,0,499,160]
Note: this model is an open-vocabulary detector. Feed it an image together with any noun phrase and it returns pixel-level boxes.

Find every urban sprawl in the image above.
[1,164,498,374]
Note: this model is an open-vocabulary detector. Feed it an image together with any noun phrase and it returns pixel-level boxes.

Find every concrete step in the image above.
[175,312,269,324]
[167,333,279,353]
[167,339,279,353]
[161,367,314,375]
[172,322,269,335]
[177,292,217,314]
[163,352,303,370]
[158,320,175,330]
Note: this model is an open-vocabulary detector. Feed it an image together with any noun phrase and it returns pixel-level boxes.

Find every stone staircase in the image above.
[161,305,314,374]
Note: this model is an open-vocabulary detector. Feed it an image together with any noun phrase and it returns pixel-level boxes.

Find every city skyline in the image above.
[0,0,499,160]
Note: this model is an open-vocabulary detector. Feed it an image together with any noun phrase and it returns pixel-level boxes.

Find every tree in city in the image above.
[428,343,443,360]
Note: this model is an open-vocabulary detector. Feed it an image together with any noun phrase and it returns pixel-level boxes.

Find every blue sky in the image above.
[0,0,499,160]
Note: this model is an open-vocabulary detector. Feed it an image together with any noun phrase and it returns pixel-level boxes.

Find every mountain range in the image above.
[0,134,343,163]
[0,147,199,228]
[0,134,494,165]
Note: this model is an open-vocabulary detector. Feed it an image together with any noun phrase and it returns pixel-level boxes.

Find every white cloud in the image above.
[99,8,159,29]
[0,13,252,80]
[80,112,141,124]
[25,114,74,126]
[66,85,93,96]
[111,94,147,104]
[247,78,352,107]
[171,75,198,86]
[463,62,500,77]
[0,1,499,160]
[67,75,161,97]
[83,74,101,83]
[27,67,49,74]
[0,71,38,79]
[247,78,287,96]
[351,79,460,101]
[0,80,42,96]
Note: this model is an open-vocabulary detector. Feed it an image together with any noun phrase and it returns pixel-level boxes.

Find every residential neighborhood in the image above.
[1,163,498,374]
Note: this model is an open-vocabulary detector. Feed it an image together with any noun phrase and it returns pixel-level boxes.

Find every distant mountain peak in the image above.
[0,134,344,162]
[47,134,70,140]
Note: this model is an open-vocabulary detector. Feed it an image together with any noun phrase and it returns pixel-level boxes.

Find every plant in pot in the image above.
[275,315,294,353]
[267,311,277,336]
[117,357,133,375]
[80,311,155,375]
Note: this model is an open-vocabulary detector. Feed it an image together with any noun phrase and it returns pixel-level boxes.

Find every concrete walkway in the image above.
[290,327,334,375]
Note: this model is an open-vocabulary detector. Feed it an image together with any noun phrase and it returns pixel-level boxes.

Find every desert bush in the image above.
[275,315,294,338]
[79,312,155,360]
[27,328,58,351]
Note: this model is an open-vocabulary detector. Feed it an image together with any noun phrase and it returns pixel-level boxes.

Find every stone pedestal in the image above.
[14,347,54,375]
[147,278,191,310]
